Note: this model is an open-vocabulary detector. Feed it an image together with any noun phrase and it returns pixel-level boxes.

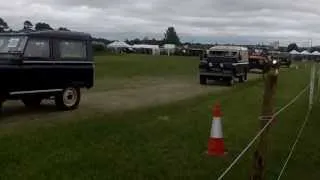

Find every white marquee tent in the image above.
[300,50,311,55]
[107,41,132,48]
[132,44,160,55]
[312,51,320,56]
[289,50,300,55]
[162,44,176,56]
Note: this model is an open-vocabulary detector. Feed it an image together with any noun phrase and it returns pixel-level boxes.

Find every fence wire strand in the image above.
[276,108,312,180]
[277,64,317,179]
[216,85,309,180]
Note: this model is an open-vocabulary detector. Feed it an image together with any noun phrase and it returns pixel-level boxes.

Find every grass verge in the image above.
[0,63,312,180]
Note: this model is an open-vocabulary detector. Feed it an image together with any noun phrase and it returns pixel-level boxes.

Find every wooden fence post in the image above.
[251,65,279,180]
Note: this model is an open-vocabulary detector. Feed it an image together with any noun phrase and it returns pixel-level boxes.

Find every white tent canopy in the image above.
[162,44,177,56]
[300,50,311,55]
[163,44,176,49]
[289,50,300,55]
[132,44,159,49]
[132,44,160,55]
[312,51,320,56]
[107,41,132,48]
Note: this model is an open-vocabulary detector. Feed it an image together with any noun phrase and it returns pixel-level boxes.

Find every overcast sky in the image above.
[0,0,319,46]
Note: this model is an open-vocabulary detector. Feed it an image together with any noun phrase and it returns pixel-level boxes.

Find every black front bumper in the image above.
[199,69,233,78]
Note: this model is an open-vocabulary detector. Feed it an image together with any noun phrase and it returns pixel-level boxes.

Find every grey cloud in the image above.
[0,0,319,45]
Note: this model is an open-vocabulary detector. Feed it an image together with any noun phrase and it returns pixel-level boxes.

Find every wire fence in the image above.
[276,108,312,180]
[216,63,318,180]
[276,63,317,180]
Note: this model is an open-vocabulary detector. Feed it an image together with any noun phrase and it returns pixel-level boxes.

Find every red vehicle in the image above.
[249,55,269,70]
[248,50,269,70]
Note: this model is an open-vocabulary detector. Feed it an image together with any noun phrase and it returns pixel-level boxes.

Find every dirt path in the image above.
[82,80,225,112]
[83,73,262,112]
[0,74,261,127]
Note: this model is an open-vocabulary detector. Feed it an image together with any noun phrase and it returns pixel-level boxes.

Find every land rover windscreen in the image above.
[0,36,28,61]
[206,49,240,63]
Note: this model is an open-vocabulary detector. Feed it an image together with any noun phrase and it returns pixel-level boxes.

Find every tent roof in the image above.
[107,41,131,48]
[289,50,300,55]
[163,44,176,49]
[300,50,311,55]
[132,44,159,49]
[312,51,320,55]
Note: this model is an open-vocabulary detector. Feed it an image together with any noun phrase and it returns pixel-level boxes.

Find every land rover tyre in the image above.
[228,76,235,86]
[0,100,3,116]
[241,70,248,82]
[0,94,5,115]
[239,74,245,83]
[22,96,42,108]
[200,75,207,85]
[55,86,81,110]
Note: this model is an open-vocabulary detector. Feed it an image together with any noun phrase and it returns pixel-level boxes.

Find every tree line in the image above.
[98,26,182,46]
[0,18,70,32]
[0,17,182,46]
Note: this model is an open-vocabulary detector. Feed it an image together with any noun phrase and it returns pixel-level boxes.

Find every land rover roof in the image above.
[208,45,248,51]
[0,30,92,41]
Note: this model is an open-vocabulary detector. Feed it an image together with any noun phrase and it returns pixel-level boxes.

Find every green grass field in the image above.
[92,54,199,92]
[0,54,319,180]
[94,54,198,78]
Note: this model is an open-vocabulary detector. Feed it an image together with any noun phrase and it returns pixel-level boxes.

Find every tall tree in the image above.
[124,39,131,45]
[35,22,53,31]
[58,27,70,31]
[287,43,298,52]
[0,18,9,32]
[163,26,181,45]
[150,38,158,45]
[132,38,141,45]
[23,20,33,31]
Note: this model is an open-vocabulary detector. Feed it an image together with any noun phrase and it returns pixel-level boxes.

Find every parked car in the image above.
[0,30,94,113]
[198,45,249,86]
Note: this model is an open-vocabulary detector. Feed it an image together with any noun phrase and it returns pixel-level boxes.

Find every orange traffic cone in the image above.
[207,102,227,156]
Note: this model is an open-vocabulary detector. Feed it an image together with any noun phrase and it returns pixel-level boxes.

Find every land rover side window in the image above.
[209,51,237,57]
[24,39,50,58]
[0,36,27,54]
[59,40,87,59]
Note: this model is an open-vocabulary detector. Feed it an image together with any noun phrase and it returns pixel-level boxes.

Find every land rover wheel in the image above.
[0,101,3,115]
[239,72,248,83]
[55,87,81,110]
[0,95,5,115]
[200,75,207,85]
[239,75,244,83]
[22,96,42,108]
[228,77,235,86]
[243,72,248,82]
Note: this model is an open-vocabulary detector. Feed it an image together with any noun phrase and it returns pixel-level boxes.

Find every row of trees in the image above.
[122,27,182,46]
[0,17,182,46]
[0,17,70,32]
